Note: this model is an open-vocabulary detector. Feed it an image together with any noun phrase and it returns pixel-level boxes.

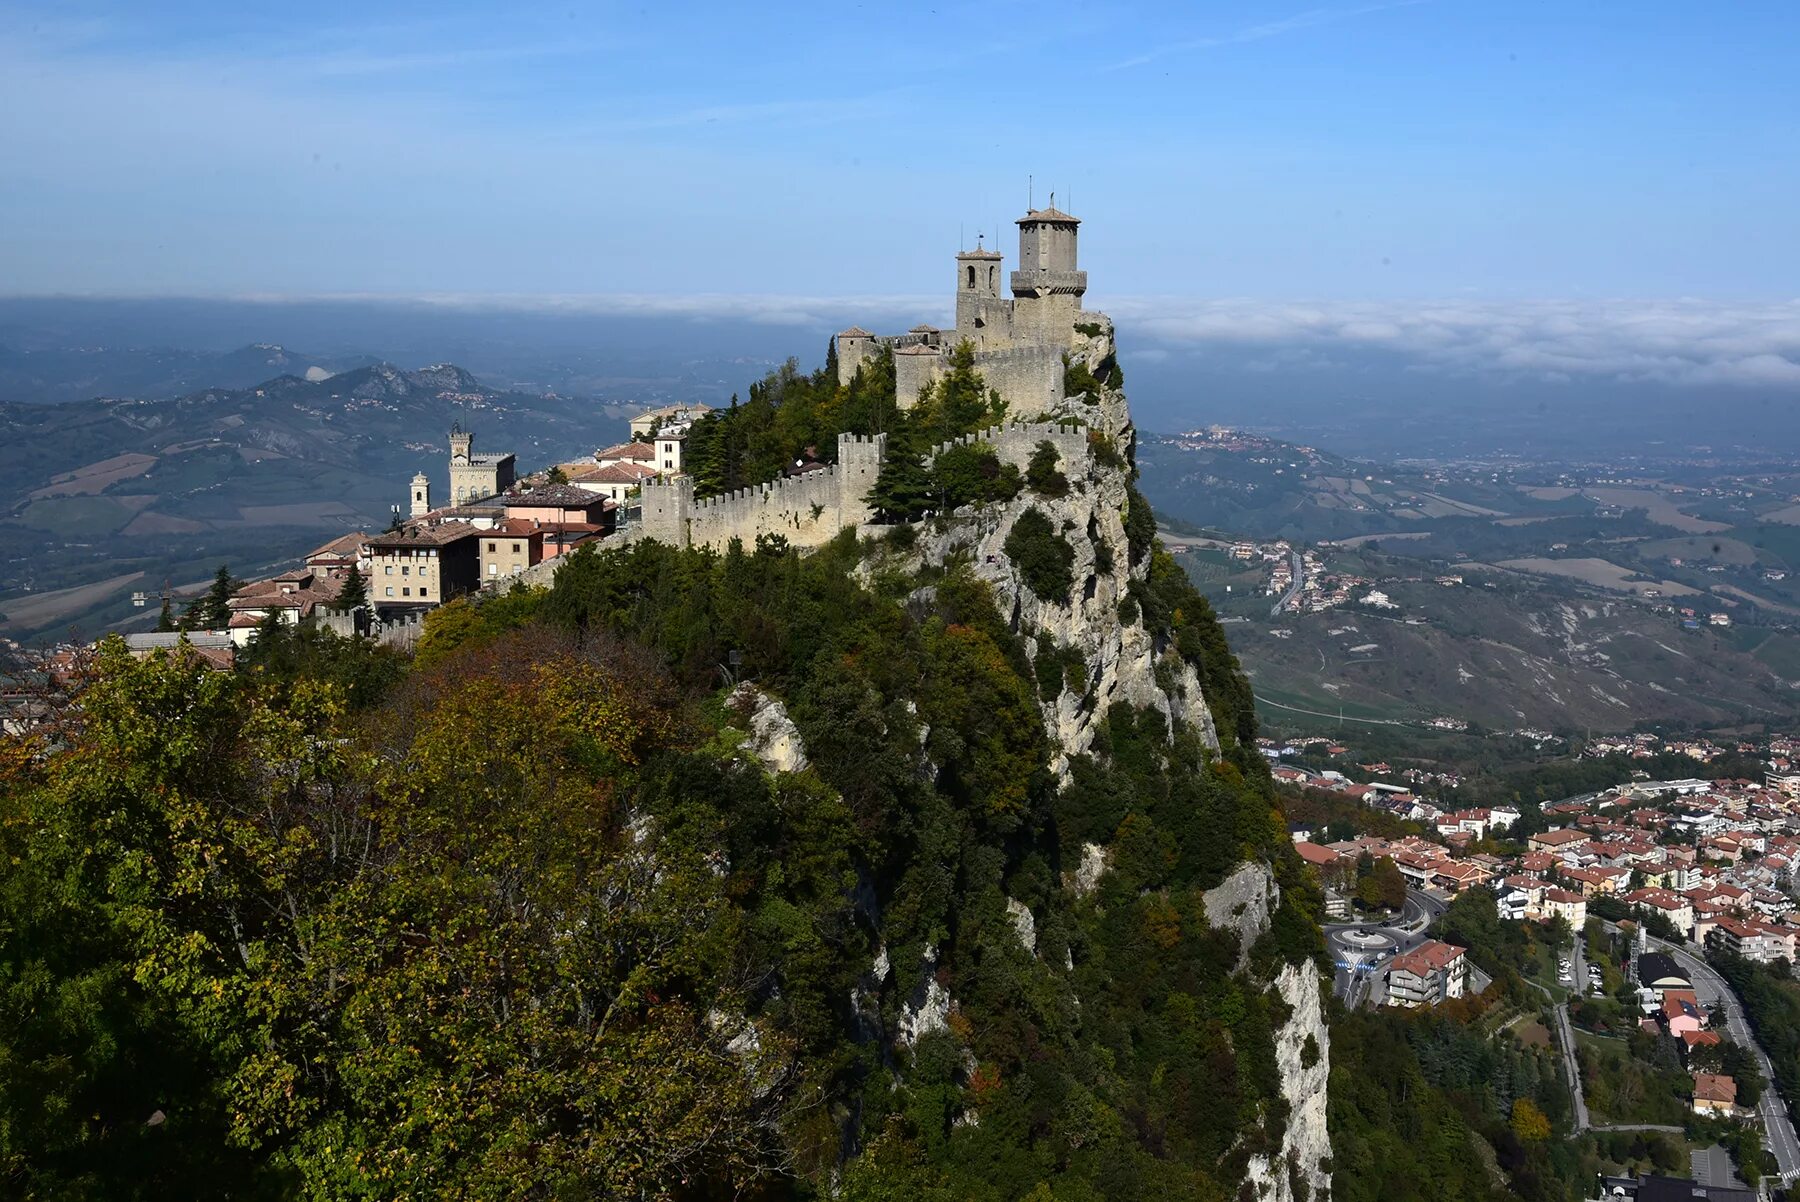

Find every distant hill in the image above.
[0,363,629,640]
[1139,427,1800,730]
[0,341,384,405]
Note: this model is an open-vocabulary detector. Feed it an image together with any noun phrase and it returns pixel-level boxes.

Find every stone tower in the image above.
[835,430,887,526]
[410,471,431,517]
[1011,201,1086,341]
[835,326,876,387]
[955,238,1006,350]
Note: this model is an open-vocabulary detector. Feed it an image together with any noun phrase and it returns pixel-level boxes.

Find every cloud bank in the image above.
[10,291,1797,390]
[1110,297,1800,388]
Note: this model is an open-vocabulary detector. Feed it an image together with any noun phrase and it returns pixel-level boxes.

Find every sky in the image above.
[2,0,1798,391]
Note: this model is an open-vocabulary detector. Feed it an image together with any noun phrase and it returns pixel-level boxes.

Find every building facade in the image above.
[448,426,517,505]
[1386,940,1469,1007]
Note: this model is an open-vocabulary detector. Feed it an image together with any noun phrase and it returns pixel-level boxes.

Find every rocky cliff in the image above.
[840,320,1333,1199]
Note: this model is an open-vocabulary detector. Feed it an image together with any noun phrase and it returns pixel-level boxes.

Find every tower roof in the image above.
[1017,206,1080,226]
[837,325,875,338]
[957,246,1002,260]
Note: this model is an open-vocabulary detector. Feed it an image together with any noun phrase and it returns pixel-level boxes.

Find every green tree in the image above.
[202,564,239,629]
[155,594,175,632]
[1003,507,1076,603]
[866,428,932,522]
[1026,440,1069,497]
[337,565,367,611]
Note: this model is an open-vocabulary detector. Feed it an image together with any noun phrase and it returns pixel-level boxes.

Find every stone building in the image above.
[448,425,516,505]
[366,521,483,607]
[835,200,1093,416]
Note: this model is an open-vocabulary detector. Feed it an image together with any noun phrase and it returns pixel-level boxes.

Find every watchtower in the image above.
[410,471,431,517]
[1011,199,1086,340]
[955,236,1006,349]
[834,326,877,387]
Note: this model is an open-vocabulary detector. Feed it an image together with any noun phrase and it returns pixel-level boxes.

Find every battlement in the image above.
[632,423,1091,552]
[923,420,1090,472]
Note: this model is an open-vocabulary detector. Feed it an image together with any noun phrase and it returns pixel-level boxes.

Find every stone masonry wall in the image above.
[634,431,886,551]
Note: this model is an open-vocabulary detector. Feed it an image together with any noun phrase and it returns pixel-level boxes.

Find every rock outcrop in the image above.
[865,319,1219,782]
[729,682,810,774]
[1245,962,1333,1202]
[1202,860,1280,970]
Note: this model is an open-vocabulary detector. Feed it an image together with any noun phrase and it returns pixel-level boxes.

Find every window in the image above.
[488,564,497,575]
[487,542,496,552]
[966,265,975,288]
[401,565,409,576]
[384,586,394,597]
[384,565,393,575]
[419,587,428,597]
[511,542,520,553]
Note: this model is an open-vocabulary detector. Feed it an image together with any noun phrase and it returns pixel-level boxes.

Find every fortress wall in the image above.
[924,420,1090,475]
[627,424,1089,554]
[632,432,886,551]
[895,350,944,410]
[969,344,1068,418]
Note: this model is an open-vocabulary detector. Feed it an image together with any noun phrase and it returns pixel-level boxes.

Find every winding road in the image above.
[1647,936,1800,1183]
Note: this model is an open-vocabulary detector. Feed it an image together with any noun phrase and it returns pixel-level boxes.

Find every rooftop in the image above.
[1018,205,1080,225]
[503,483,609,509]
[595,440,656,462]
[370,520,483,548]
[306,531,369,561]
[1391,939,1465,976]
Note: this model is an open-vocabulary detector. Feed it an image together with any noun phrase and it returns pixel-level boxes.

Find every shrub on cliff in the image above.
[1004,507,1076,604]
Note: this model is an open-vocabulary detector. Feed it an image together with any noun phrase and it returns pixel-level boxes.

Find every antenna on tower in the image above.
[1028,175,1033,210]
[960,222,964,252]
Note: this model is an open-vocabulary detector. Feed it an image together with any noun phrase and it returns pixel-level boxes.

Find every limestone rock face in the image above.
[730,682,810,775]
[1070,842,1108,897]
[1005,897,1037,955]
[874,357,1218,784]
[1245,963,1333,1202]
[1202,861,1280,970]
[897,944,954,1048]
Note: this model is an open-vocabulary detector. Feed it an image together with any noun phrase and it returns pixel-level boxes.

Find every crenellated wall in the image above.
[922,420,1088,472]
[636,431,886,551]
[631,421,1089,552]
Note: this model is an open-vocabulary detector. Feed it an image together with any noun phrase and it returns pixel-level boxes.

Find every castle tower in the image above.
[955,237,1005,348]
[835,326,876,387]
[835,430,888,527]
[1011,199,1087,341]
[410,471,431,517]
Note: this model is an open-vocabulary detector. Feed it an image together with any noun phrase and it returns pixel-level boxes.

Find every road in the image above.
[1269,547,1304,618]
[1324,887,1450,1007]
[1647,937,1800,1183]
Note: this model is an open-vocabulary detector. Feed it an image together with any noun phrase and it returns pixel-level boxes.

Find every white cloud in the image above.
[1111,297,1800,387]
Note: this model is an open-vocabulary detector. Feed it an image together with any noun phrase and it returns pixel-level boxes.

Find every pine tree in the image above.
[203,565,239,630]
[338,567,367,611]
[864,428,932,522]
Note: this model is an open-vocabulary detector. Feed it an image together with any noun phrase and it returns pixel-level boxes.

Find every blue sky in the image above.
[2,1,1799,386]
